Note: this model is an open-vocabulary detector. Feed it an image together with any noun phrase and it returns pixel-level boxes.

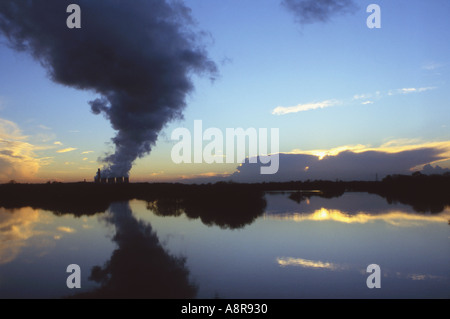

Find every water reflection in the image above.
[0,190,448,299]
[0,207,53,264]
[268,207,450,226]
[277,257,348,271]
[70,202,197,299]
[265,191,450,226]
[146,189,267,229]
[275,255,448,286]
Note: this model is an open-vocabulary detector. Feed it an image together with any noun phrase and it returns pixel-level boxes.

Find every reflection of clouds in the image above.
[407,274,440,281]
[57,226,76,233]
[267,208,450,226]
[392,271,448,282]
[277,257,449,283]
[277,257,347,271]
[0,207,52,264]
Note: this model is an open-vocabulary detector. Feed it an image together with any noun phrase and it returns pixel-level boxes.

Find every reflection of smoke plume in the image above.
[0,0,217,177]
[72,202,196,298]
[281,0,358,24]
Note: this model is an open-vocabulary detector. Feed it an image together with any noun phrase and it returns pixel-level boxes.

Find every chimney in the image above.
[95,168,101,183]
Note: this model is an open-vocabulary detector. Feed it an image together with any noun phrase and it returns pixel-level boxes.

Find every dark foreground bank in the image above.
[1,173,449,215]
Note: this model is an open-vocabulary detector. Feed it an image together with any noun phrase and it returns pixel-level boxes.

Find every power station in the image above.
[94,169,129,184]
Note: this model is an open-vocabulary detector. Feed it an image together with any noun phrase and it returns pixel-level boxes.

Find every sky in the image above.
[0,0,449,183]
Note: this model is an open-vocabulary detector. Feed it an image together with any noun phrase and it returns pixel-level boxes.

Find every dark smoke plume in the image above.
[281,0,358,24]
[0,0,217,177]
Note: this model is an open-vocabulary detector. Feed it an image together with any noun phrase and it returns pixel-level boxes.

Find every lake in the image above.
[0,191,449,299]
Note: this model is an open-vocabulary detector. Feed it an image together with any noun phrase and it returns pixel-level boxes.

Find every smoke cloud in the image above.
[0,0,217,177]
[281,0,358,24]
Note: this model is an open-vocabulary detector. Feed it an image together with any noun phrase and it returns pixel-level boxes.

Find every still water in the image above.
[0,192,449,298]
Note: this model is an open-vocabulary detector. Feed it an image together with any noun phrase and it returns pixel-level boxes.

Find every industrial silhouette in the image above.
[94,168,129,184]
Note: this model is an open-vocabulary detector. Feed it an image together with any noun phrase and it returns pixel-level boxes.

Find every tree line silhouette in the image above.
[0,173,448,228]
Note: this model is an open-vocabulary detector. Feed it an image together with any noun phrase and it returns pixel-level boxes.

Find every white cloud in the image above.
[38,124,52,130]
[422,62,444,71]
[56,147,77,153]
[274,85,437,116]
[353,93,371,100]
[272,99,340,115]
[389,87,436,96]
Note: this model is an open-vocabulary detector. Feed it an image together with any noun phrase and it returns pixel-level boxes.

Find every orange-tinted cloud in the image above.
[0,118,51,183]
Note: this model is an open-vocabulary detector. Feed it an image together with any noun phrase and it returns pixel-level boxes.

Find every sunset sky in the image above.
[0,0,449,183]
